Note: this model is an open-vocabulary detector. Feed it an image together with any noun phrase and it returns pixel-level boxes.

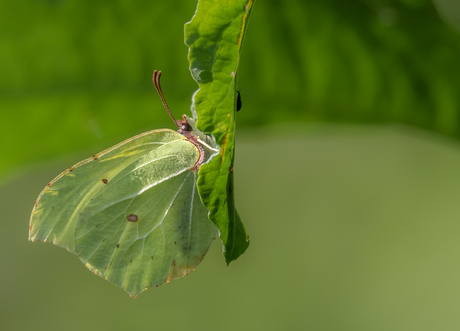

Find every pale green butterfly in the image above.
[29,71,219,297]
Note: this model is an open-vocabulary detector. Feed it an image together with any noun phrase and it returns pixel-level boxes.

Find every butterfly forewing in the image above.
[30,129,181,247]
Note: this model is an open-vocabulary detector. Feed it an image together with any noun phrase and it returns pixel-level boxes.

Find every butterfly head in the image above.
[152,70,219,168]
[176,115,193,134]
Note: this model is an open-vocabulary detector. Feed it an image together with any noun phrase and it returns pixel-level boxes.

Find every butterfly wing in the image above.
[29,129,217,297]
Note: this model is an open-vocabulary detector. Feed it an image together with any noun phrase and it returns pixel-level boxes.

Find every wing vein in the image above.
[141,172,192,239]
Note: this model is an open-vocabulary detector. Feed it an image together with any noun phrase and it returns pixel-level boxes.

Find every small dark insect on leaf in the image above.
[236,90,242,112]
[102,179,108,184]
[127,214,139,222]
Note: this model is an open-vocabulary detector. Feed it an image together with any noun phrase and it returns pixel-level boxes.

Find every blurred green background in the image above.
[2,0,460,330]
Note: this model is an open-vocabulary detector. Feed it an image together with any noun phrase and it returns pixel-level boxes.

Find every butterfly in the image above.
[29,71,219,297]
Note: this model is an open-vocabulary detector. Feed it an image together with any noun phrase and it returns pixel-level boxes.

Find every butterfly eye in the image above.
[181,123,192,131]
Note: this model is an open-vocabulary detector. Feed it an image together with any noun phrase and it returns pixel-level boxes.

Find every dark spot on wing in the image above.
[102,179,108,184]
[182,244,191,253]
[127,214,138,222]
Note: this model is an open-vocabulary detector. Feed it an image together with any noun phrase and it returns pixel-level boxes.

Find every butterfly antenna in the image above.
[153,70,179,128]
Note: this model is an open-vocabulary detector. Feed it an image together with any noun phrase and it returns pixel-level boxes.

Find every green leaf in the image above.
[185,0,254,264]
[29,126,218,297]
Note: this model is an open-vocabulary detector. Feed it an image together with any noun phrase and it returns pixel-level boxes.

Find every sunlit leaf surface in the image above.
[185,0,254,264]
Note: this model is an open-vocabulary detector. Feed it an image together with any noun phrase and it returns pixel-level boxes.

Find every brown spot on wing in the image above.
[127,214,138,222]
